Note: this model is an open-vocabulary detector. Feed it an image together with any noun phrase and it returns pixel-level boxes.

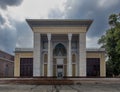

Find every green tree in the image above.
[98,13,120,77]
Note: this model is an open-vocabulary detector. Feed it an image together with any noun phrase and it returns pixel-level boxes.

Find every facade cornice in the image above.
[26,19,93,32]
[14,48,105,53]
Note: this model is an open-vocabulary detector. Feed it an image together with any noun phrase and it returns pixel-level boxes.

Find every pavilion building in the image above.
[14,19,106,77]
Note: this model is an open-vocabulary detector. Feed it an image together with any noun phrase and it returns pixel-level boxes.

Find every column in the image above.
[33,32,41,76]
[47,33,51,76]
[67,33,72,76]
[79,33,86,77]
[50,40,53,76]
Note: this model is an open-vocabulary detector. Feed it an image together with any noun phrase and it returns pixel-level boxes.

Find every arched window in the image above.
[53,43,67,56]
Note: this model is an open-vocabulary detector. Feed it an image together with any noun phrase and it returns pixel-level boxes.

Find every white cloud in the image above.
[0,0,120,54]
[7,0,66,21]
[0,0,67,54]
[86,36,100,48]
[99,0,119,9]
[0,9,15,29]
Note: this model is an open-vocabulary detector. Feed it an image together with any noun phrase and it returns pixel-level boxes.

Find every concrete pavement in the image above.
[0,83,120,92]
[0,78,120,92]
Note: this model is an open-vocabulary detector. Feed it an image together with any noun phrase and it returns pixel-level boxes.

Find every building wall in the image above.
[14,51,106,77]
[0,50,14,77]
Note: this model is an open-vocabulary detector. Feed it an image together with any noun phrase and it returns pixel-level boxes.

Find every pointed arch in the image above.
[53,43,67,56]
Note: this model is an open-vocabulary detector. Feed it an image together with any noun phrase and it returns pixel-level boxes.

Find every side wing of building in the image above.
[14,48,106,77]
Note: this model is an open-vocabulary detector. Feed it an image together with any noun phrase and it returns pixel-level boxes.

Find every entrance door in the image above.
[57,58,64,78]
[20,58,33,77]
[87,58,100,77]
[57,65,63,78]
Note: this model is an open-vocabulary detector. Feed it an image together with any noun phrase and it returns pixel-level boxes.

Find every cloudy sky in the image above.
[0,0,120,54]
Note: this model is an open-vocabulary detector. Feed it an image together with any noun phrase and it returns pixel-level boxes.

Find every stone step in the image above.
[0,78,120,85]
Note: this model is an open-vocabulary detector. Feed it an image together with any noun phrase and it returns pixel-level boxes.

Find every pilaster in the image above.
[100,53,106,77]
[79,33,86,77]
[33,32,41,76]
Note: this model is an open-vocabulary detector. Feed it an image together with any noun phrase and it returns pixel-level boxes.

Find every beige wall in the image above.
[14,51,106,77]
[33,27,87,34]
[87,52,106,77]
[14,52,33,77]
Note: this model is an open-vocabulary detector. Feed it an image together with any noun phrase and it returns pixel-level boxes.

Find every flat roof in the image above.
[0,50,14,57]
[15,48,33,53]
[86,48,105,52]
[15,48,105,53]
[26,19,93,31]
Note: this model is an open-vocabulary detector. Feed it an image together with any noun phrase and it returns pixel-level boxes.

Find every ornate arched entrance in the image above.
[53,43,67,78]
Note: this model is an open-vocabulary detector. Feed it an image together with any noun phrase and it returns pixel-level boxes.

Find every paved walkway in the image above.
[0,83,120,92]
[0,78,120,92]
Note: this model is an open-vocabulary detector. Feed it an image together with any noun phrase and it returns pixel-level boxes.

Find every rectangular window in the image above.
[72,64,76,76]
[43,41,48,49]
[44,64,47,76]
[72,41,77,49]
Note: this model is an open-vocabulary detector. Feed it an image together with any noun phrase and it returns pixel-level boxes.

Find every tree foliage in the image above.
[98,13,120,77]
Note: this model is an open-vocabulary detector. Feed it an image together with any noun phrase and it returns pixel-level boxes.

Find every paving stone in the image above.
[0,84,120,92]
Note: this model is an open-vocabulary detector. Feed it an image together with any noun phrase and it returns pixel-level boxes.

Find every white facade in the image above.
[26,19,94,77]
[33,33,87,77]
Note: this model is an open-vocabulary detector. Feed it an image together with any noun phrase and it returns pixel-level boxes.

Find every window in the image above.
[44,54,48,76]
[72,64,76,76]
[44,54,48,63]
[43,41,48,49]
[72,41,77,49]
[72,54,76,76]
[53,43,66,56]
[72,54,76,63]
[5,64,9,76]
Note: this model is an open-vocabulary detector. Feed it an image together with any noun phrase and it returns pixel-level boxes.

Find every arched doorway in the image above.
[53,43,67,78]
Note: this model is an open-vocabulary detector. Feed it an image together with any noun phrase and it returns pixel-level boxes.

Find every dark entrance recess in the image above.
[20,58,33,77]
[87,58,100,77]
[57,65,63,78]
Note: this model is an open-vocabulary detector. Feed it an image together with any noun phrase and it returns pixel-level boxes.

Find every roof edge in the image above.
[15,48,105,52]
[26,19,93,31]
